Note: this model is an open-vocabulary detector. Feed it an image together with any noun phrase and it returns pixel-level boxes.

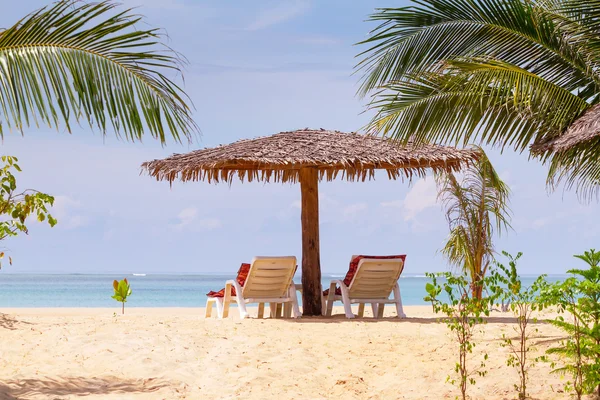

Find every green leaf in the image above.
[357,0,600,199]
[0,0,198,143]
[425,282,436,295]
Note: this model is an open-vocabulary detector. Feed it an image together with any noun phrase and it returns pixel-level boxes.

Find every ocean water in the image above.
[0,273,566,308]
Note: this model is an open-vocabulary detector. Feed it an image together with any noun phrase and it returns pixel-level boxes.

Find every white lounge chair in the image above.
[325,255,406,319]
[205,256,301,319]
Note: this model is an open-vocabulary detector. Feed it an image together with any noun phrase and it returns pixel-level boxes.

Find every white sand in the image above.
[0,306,575,399]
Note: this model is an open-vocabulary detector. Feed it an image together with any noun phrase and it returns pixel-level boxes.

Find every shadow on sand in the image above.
[0,376,169,399]
[0,313,32,330]
[282,314,554,325]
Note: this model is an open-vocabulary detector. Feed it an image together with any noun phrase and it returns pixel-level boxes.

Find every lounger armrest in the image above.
[329,280,346,290]
[225,279,243,295]
[327,280,345,299]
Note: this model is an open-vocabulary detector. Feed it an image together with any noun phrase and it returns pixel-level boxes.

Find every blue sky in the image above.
[1,0,597,275]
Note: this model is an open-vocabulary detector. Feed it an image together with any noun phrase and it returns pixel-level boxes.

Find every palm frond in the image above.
[437,149,511,290]
[359,0,600,197]
[0,0,198,143]
[546,144,600,200]
[368,60,588,151]
[357,0,600,97]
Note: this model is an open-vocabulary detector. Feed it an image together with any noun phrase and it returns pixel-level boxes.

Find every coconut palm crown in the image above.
[358,0,600,199]
[0,0,197,143]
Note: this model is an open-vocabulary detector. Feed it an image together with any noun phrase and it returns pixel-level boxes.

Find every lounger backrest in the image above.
[348,257,404,299]
[242,256,297,299]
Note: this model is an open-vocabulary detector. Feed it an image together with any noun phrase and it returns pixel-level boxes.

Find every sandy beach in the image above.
[0,306,576,400]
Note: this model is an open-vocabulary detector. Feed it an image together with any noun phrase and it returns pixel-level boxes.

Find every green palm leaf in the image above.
[0,0,198,143]
[368,59,589,151]
[436,149,511,297]
[358,0,600,97]
[358,0,600,199]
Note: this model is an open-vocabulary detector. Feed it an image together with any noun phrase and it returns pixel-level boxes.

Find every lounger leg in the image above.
[235,290,248,319]
[340,286,354,319]
[321,285,326,316]
[283,285,293,318]
[258,303,265,319]
[222,283,232,319]
[371,303,378,317]
[358,303,365,318]
[205,298,213,318]
[326,282,336,316]
[269,303,277,318]
[377,303,385,319]
[216,298,224,319]
[276,303,283,318]
[393,283,407,318]
[283,302,291,318]
[289,283,301,318]
[292,298,301,318]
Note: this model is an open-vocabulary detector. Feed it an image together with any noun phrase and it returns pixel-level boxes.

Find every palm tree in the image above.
[0,0,197,143]
[357,0,600,199]
[436,149,511,299]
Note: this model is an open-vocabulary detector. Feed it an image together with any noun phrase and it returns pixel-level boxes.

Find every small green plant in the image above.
[0,156,56,267]
[425,271,498,400]
[541,249,600,399]
[492,251,548,400]
[112,278,132,314]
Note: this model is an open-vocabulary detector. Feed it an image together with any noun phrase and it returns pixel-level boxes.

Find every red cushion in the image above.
[207,263,251,298]
[323,255,406,296]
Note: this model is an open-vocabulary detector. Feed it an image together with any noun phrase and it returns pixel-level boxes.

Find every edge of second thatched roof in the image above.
[532,104,600,154]
[142,129,481,184]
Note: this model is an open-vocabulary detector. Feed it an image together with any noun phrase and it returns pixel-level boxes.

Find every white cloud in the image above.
[175,207,199,230]
[403,179,438,221]
[51,196,89,230]
[174,207,221,231]
[531,217,550,229]
[247,1,310,31]
[519,205,594,232]
[380,200,403,208]
[381,178,439,221]
[198,218,222,230]
[343,203,368,220]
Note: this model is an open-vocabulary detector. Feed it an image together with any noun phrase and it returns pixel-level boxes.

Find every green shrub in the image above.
[425,271,499,400]
[492,251,548,400]
[541,249,600,399]
[112,278,132,315]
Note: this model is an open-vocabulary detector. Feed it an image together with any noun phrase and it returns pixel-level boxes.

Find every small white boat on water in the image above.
[132,273,147,277]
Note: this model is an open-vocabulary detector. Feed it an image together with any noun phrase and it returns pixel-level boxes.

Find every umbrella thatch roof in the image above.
[532,104,600,154]
[142,128,480,184]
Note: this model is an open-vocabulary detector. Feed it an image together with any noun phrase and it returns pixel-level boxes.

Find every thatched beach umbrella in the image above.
[532,104,600,154]
[142,128,479,316]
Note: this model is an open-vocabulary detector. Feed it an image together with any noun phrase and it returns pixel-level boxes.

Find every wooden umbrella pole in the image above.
[299,167,322,316]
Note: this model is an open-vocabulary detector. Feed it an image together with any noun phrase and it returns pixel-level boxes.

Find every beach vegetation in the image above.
[492,251,548,400]
[425,271,499,400]
[0,0,197,143]
[0,156,56,268]
[436,150,511,299]
[112,278,132,314]
[541,249,600,399]
[358,0,600,199]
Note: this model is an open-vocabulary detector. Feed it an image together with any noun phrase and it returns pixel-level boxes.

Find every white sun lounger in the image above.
[205,256,301,319]
[325,256,406,319]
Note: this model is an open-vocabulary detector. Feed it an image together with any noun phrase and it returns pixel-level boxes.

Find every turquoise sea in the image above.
[0,273,567,308]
